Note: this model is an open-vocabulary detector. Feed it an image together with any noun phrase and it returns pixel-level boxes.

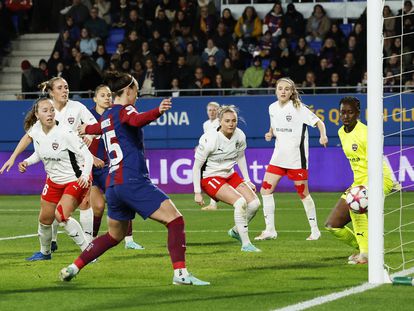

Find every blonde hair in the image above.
[23,98,53,132]
[207,101,220,109]
[276,77,303,109]
[217,105,238,121]
[38,77,66,97]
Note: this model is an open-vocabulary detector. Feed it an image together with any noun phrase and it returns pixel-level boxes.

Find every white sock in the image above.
[69,263,80,274]
[174,267,189,278]
[51,219,59,242]
[38,222,52,255]
[63,217,89,251]
[233,197,250,246]
[302,195,319,233]
[209,198,217,207]
[80,207,94,243]
[124,235,134,243]
[262,194,276,233]
[247,198,260,223]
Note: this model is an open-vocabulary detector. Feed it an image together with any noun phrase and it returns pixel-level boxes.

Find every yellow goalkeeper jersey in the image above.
[338,121,393,187]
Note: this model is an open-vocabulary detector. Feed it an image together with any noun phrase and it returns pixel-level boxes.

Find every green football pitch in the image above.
[1,193,413,311]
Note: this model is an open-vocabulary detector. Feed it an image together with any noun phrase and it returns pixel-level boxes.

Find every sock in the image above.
[63,217,89,251]
[262,194,276,232]
[174,267,189,278]
[93,215,102,237]
[247,198,260,223]
[233,197,250,246]
[209,198,217,207]
[74,232,120,270]
[51,219,59,242]
[166,216,186,269]
[38,222,52,255]
[302,195,320,233]
[80,207,94,243]
[350,211,368,254]
[126,220,133,237]
[326,226,359,250]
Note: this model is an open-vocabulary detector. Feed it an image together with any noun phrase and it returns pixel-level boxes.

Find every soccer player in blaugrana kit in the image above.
[200,101,221,211]
[88,85,144,250]
[0,77,97,251]
[193,105,261,252]
[60,71,209,286]
[255,77,328,242]
[325,96,397,264]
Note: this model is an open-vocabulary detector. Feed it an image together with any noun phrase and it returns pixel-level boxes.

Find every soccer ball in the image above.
[346,185,368,214]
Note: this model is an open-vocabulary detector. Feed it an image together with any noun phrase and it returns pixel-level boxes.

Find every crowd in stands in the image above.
[1,0,414,97]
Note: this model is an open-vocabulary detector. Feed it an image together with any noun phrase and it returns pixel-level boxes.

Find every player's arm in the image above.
[316,120,328,147]
[80,123,102,135]
[18,151,41,173]
[120,98,172,127]
[79,104,99,145]
[265,127,273,141]
[0,133,32,173]
[192,157,205,206]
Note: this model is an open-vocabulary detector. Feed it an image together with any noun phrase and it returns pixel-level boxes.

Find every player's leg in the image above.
[50,219,59,252]
[256,170,283,240]
[26,199,56,261]
[235,182,260,224]
[292,178,321,240]
[78,189,94,243]
[201,197,218,211]
[90,185,105,238]
[325,197,360,262]
[124,219,145,250]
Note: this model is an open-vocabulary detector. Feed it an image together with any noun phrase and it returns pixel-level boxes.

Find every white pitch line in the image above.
[273,267,414,311]
[0,233,38,241]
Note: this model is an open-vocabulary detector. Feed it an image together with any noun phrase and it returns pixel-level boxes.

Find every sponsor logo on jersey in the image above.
[52,142,59,150]
[352,143,358,151]
[286,114,292,122]
[68,117,75,124]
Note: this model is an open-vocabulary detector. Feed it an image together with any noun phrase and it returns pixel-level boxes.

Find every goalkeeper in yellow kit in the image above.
[325,96,397,264]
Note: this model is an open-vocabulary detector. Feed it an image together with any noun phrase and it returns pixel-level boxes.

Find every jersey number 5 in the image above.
[102,130,124,168]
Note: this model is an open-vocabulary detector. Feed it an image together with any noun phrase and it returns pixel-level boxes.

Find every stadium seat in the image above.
[309,41,322,55]
[261,59,270,69]
[105,28,125,54]
[339,23,353,38]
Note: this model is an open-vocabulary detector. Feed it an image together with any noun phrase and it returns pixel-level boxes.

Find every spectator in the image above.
[187,67,211,95]
[220,8,236,35]
[384,70,397,93]
[131,60,144,82]
[21,60,45,99]
[282,3,305,38]
[154,53,172,95]
[170,77,181,97]
[125,8,146,39]
[319,37,339,69]
[172,55,192,89]
[155,0,177,22]
[0,1,15,56]
[94,0,111,25]
[93,43,110,70]
[294,37,315,65]
[261,68,275,90]
[234,6,262,48]
[65,0,90,28]
[302,71,316,94]
[349,22,366,51]
[53,30,75,65]
[201,38,225,66]
[212,22,234,52]
[383,5,395,37]
[38,59,49,80]
[268,59,284,82]
[185,41,202,71]
[152,9,171,40]
[242,57,265,89]
[79,27,97,56]
[138,41,155,64]
[314,58,332,87]
[257,31,275,61]
[219,57,239,88]
[194,5,217,44]
[394,1,414,37]
[305,4,331,43]
[171,10,190,40]
[162,41,177,66]
[263,2,283,42]
[274,37,293,74]
[210,73,226,95]
[148,29,163,55]
[122,30,141,58]
[356,71,368,93]
[326,72,342,94]
[345,35,364,67]
[140,58,155,96]
[289,55,308,86]
[404,72,414,91]
[55,62,70,80]
[326,22,345,49]
[84,6,109,40]
[48,50,64,77]
[111,0,130,28]
[340,52,361,89]
[202,55,219,82]
[63,15,80,41]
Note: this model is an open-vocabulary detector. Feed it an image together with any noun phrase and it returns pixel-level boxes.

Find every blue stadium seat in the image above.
[261,59,270,69]
[105,28,125,54]
[339,23,353,38]
[309,41,322,55]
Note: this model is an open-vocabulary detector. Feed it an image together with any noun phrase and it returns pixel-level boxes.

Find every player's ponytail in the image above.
[103,71,137,97]
[276,77,303,109]
[217,105,239,121]
[23,98,51,132]
[37,77,66,98]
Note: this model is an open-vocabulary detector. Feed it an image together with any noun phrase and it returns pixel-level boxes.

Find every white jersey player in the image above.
[255,78,328,242]
[18,98,93,261]
[200,101,220,211]
[193,105,261,252]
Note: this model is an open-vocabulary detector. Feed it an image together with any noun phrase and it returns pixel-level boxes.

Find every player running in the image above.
[255,77,328,241]
[193,105,261,252]
[325,96,398,264]
[19,98,93,260]
[59,71,209,286]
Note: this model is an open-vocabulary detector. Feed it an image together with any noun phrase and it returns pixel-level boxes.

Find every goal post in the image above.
[367,0,385,284]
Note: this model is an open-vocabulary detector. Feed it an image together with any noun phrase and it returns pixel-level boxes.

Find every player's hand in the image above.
[159,98,172,114]
[319,135,328,147]
[0,158,15,174]
[78,124,87,136]
[246,181,256,192]
[18,161,28,173]
[83,136,92,147]
[264,132,273,141]
[194,193,204,206]
[93,156,105,168]
[77,176,90,188]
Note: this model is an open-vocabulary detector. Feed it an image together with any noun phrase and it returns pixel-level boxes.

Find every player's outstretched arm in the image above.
[0,133,32,174]
[316,120,328,147]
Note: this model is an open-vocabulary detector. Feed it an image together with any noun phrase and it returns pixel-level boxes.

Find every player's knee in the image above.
[294,184,306,199]
[260,180,273,194]
[233,197,247,211]
[247,198,260,213]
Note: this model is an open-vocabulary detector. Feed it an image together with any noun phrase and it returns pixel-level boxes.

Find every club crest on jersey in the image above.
[52,142,59,150]
[352,143,358,151]
[68,117,75,124]
[286,114,292,122]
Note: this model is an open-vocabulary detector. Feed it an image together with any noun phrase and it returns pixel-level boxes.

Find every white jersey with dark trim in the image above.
[268,100,320,169]
[27,123,90,184]
[195,128,246,178]
[54,99,97,129]
[203,118,220,133]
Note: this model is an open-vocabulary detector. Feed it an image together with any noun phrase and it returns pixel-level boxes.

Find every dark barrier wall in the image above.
[0,94,413,151]
[1,146,412,194]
